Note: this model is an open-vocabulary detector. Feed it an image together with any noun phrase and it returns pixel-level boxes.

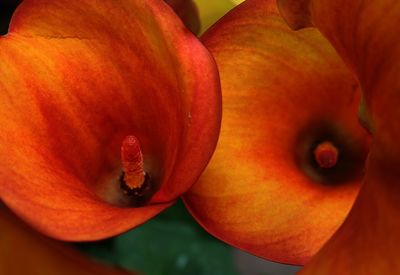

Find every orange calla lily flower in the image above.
[278,0,400,273]
[0,0,221,241]
[184,0,369,265]
[0,204,133,275]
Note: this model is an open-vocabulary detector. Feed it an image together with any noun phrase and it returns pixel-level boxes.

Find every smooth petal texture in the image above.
[0,205,133,275]
[300,154,400,274]
[165,0,201,34]
[279,0,400,273]
[0,0,221,241]
[184,0,369,264]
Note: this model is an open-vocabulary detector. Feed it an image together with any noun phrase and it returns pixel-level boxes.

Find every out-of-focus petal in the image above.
[279,0,400,273]
[0,0,221,241]
[0,205,133,275]
[184,0,369,265]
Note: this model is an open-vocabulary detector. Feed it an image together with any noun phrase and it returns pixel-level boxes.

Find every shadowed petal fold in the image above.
[184,0,369,264]
[165,0,201,34]
[0,0,221,241]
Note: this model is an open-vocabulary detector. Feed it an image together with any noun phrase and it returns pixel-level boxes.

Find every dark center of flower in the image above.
[294,121,369,185]
[94,134,156,207]
[313,141,338,169]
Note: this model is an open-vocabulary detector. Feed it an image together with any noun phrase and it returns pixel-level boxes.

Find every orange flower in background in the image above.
[278,0,400,273]
[0,0,221,241]
[0,204,133,275]
[184,0,369,265]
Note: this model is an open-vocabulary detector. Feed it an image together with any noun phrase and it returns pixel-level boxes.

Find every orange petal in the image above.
[0,204,133,275]
[165,0,201,34]
[0,0,221,241]
[184,0,369,264]
[279,0,400,273]
[300,153,400,274]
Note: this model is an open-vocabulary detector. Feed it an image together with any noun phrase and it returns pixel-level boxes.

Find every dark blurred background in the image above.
[0,0,21,35]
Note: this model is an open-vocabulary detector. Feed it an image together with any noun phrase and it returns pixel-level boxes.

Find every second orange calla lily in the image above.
[278,0,400,273]
[0,0,221,241]
[184,0,369,265]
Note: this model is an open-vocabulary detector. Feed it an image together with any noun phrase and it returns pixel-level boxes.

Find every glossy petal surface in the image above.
[0,205,133,275]
[0,0,220,241]
[279,0,400,273]
[184,0,369,264]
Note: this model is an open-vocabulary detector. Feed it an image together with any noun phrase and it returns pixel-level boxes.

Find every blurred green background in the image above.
[76,200,239,275]
[75,200,300,275]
